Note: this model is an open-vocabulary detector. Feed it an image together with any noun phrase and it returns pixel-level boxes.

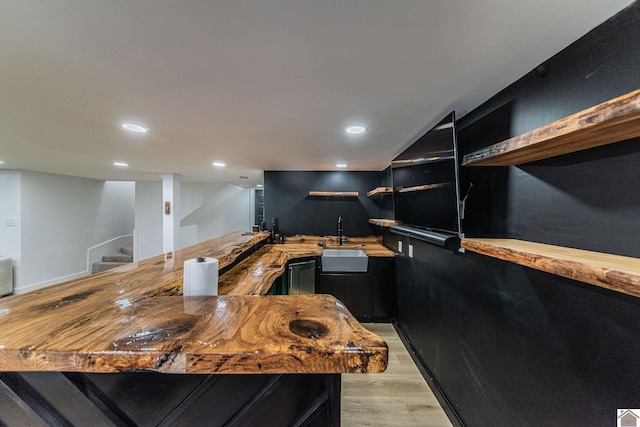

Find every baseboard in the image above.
[12,270,89,295]
[392,321,465,427]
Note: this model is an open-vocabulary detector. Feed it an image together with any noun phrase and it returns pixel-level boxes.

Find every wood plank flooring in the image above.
[342,323,452,426]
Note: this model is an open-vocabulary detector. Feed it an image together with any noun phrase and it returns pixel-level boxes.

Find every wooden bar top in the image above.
[0,232,388,374]
[220,237,395,296]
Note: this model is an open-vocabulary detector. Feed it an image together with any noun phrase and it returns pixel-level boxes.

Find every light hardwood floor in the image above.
[341,323,452,426]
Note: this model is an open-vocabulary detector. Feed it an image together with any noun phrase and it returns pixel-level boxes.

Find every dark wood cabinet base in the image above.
[0,371,340,426]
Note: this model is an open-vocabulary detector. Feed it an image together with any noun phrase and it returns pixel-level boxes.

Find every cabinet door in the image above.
[316,274,345,303]
[342,274,372,319]
[370,258,395,319]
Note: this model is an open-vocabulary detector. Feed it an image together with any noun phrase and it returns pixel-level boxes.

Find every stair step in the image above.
[121,245,133,257]
[92,262,129,274]
[102,253,133,263]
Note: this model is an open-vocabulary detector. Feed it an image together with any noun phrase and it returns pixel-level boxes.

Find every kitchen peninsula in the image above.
[0,231,389,426]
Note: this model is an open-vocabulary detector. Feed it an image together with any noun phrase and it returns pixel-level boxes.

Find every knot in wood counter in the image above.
[0,232,388,374]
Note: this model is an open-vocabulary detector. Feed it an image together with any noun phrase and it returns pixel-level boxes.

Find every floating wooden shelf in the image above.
[368,218,397,227]
[398,183,448,193]
[462,238,640,298]
[367,187,393,197]
[462,89,640,166]
[308,191,359,197]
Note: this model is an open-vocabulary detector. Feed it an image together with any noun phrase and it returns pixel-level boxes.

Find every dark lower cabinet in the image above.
[370,257,395,320]
[316,273,346,301]
[316,273,371,320]
[0,371,340,427]
[342,275,372,319]
[316,257,395,322]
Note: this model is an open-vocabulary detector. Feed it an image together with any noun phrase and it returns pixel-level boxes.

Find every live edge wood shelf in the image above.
[368,218,397,227]
[308,191,359,197]
[398,183,448,193]
[460,89,640,298]
[462,238,640,298]
[462,89,640,166]
[367,187,393,197]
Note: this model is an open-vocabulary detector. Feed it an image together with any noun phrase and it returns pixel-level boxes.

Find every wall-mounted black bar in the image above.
[390,225,461,252]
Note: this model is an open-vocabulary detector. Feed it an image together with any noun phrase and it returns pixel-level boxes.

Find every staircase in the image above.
[91,245,133,274]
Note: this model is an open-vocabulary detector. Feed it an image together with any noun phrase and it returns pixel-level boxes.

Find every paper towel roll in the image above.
[0,257,13,297]
[183,257,218,296]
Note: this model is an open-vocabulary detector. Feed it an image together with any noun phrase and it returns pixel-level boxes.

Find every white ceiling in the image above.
[0,1,634,186]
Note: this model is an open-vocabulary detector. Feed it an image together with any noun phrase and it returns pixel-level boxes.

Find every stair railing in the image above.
[86,234,133,273]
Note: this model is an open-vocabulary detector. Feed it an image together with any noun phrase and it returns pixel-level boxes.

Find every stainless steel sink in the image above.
[321,249,368,272]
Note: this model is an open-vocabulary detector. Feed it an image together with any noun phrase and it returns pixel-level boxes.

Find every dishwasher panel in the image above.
[287,260,316,295]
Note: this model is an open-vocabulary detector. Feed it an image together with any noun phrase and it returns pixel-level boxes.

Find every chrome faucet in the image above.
[337,216,344,245]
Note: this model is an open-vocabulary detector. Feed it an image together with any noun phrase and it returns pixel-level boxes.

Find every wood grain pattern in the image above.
[398,183,448,193]
[218,244,319,296]
[283,234,381,244]
[462,238,640,298]
[0,232,389,374]
[308,191,359,197]
[366,187,393,197]
[367,218,398,227]
[0,294,387,374]
[220,241,395,295]
[462,89,640,166]
[280,235,395,256]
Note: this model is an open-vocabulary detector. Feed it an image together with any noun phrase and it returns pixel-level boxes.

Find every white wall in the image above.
[0,171,21,290]
[134,181,163,261]
[194,189,252,243]
[15,171,134,293]
[134,181,253,260]
[2,171,252,293]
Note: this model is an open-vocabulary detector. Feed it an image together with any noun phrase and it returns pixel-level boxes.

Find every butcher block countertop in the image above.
[0,232,389,374]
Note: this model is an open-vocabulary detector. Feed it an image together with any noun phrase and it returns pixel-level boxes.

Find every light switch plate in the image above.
[398,241,403,253]
[409,244,414,258]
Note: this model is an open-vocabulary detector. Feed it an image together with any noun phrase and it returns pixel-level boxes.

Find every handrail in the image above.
[86,234,133,272]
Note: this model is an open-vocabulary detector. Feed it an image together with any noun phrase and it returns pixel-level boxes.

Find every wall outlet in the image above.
[409,244,414,258]
[398,240,403,253]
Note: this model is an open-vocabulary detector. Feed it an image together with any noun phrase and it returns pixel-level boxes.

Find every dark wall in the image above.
[393,3,640,426]
[380,166,394,219]
[264,171,383,237]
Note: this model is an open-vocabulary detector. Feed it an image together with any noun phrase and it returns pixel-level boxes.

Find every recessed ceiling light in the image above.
[0,160,4,165]
[113,162,128,167]
[122,123,148,133]
[345,125,366,135]
[336,163,347,168]
[256,184,263,188]
[212,161,226,167]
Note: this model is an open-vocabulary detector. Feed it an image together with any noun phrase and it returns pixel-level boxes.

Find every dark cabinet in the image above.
[316,273,370,320]
[370,257,395,320]
[341,274,371,319]
[316,257,395,322]
[315,274,345,300]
